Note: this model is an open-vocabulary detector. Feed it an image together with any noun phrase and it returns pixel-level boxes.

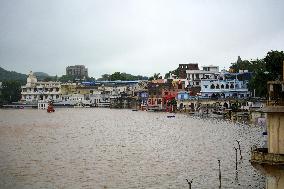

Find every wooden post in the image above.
[234,147,238,170]
[236,140,243,160]
[186,179,193,189]
[235,170,239,182]
[218,159,221,188]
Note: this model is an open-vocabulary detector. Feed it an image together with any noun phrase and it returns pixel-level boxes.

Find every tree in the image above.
[98,74,111,81]
[110,72,125,81]
[86,77,96,82]
[59,75,76,82]
[264,50,284,80]
[248,72,271,97]
[148,73,161,81]
[246,51,284,97]
[165,68,179,78]
[0,80,22,103]
[230,57,253,73]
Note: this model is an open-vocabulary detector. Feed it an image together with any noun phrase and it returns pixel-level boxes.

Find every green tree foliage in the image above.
[58,75,76,82]
[110,72,125,81]
[248,72,272,97]
[230,51,284,97]
[98,72,147,81]
[97,74,111,81]
[229,56,254,72]
[34,72,50,81]
[0,80,22,104]
[264,50,284,80]
[86,77,96,82]
[165,68,179,79]
[148,73,162,81]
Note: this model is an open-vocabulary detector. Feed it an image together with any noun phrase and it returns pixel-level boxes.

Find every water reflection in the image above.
[0,109,265,188]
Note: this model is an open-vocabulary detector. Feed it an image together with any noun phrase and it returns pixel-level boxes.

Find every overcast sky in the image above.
[0,0,284,78]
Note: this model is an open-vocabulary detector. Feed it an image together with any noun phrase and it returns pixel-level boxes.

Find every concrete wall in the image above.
[268,112,284,154]
[267,170,284,189]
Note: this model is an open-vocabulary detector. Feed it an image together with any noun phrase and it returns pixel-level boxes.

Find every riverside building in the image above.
[21,71,62,103]
[200,78,250,98]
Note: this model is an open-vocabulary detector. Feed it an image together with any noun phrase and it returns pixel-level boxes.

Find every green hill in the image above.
[34,72,51,81]
[0,67,27,83]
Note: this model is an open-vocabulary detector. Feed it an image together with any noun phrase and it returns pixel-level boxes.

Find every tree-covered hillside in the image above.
[0,67,27,83]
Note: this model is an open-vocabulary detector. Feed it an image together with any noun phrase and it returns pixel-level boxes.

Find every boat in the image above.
[167,115,175,118]
[47,102,55,113]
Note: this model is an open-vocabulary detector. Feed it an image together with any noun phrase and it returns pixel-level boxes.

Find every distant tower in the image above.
[66,65,88,78]
[237,56,242,63]
[26,71,37,87]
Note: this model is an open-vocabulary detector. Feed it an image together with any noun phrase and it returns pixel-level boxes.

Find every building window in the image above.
[196,82,199,85]
[210,84,215,89]
[216,84,220,89]
[226,84,229,89]
[230,84,234,89]
[204,85,208,88]
[221,84,224,89]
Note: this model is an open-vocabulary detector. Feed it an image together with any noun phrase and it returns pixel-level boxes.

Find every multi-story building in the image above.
[250,69,284,189]
[200,79,250,98]
[178,63,199,79]
[66,65,88,78]
[21,71,62,103]
[147,80,164,110]
[147,79,186,111]
[202,65,219,72]
[186,65,220,87]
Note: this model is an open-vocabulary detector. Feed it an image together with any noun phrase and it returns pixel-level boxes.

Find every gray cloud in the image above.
[1,0,284,78]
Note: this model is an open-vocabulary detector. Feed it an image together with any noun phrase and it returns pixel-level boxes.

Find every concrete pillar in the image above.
[266,171,284,189]
[283,61,284,81]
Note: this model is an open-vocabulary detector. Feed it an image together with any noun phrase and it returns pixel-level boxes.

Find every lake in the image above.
[0,108,265,189]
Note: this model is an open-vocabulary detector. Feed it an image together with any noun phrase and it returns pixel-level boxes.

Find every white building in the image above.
[89,93,112,107]
[21,71,62,103]
[202,65,219,72]
[200,79,250,98]
[186,65,220,87]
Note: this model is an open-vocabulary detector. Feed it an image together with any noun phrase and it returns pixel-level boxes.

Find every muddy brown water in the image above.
[0,108,265,189]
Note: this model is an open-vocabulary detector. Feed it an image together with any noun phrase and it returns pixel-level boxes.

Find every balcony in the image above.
[251,148,284,165]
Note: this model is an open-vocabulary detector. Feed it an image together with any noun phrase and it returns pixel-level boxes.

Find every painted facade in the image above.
[200,79,250,98]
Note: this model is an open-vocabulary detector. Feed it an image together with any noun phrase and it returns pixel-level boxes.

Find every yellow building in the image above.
[61,83,77,95]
